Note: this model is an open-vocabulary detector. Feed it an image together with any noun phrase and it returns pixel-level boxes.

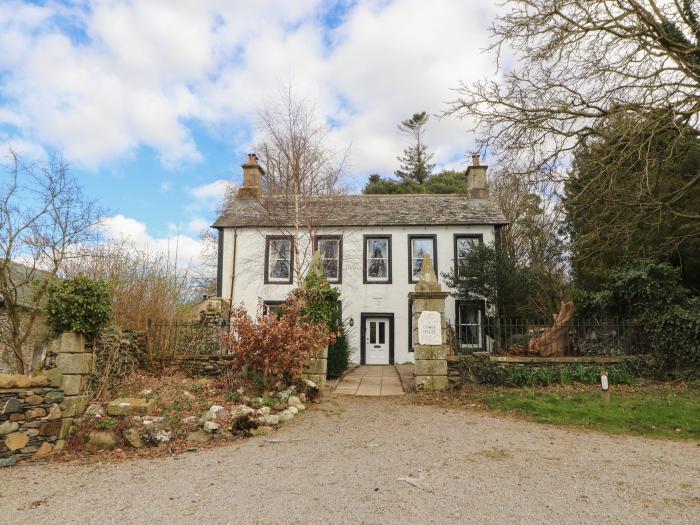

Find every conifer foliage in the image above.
[394,111,435,185]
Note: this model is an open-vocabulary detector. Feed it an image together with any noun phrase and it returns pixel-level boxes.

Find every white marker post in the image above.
[600,370,610,403]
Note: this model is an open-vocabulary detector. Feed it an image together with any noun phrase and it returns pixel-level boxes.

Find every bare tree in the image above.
[490,167,568,316]
[0,149,103,373]
[448,0,700,229]
[197,182,237,298]
[255,87,350,278]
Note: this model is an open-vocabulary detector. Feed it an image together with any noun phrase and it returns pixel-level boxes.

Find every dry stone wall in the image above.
[0,374,65,467]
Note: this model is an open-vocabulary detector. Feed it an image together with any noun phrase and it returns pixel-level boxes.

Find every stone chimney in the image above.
[237,153,265,200]
[466,154,489,199]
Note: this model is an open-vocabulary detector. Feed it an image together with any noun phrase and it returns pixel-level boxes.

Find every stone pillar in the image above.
[55,332,93,419]
[302,346,327,391]
[409,255,449,391]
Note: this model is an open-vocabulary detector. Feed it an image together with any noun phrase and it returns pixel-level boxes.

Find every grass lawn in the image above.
[481,382,700,440]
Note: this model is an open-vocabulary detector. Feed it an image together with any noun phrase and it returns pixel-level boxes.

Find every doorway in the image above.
[361,313,394,365]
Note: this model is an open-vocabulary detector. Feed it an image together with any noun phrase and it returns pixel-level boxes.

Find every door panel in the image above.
[365,317,390,364]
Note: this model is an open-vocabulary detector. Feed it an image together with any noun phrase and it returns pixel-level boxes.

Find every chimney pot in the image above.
[237,153,265,200]
[466,155,489,198]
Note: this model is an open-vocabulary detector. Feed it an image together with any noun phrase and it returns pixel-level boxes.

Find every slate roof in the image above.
[0,261,51,310]
[212,194,508,229]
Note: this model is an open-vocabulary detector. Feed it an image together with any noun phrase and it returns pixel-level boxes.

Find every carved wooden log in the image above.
[528,302,575,357]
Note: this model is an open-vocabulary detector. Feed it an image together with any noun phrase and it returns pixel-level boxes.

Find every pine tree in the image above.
[394,111,435,184]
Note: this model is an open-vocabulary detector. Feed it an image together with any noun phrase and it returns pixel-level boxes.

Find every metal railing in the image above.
[455,317,646,356]
[145,319,226,360]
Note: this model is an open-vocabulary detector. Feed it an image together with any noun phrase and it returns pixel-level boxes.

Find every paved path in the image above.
[334,365,404,396]
[1,395,699,524]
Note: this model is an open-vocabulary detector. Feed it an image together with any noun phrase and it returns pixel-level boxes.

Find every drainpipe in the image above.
[228,228,238,310]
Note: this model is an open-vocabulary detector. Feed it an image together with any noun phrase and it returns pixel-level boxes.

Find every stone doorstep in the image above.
[355,386,381,396]
[335,384,361,393]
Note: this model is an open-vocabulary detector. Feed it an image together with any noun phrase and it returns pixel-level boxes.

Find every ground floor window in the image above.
[455,300,485,350]
[262,300,285,316]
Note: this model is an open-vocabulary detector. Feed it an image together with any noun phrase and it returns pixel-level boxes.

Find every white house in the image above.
[212,154,507,365]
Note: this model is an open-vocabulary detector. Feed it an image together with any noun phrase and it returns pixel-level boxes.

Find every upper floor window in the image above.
[364,235,392,283]
[454,234,483,277]
[314,235,342,283]
[408,235,437,283]
[265,236,293,284]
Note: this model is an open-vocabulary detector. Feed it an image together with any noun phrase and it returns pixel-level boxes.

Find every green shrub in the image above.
[46,275,112,335]
[327,327,351,378]
[574,259,700,373]
[95,418,117,430]
[292,252,353,379]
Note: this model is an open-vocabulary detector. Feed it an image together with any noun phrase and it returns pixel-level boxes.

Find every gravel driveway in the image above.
[1,395,698,524]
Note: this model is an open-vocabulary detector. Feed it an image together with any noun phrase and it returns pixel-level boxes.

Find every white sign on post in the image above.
[418,311,442,345]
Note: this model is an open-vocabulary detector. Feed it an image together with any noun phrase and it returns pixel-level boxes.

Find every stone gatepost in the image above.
[409,255,449,391]
[54,332,94,421]
[302,347,327,391]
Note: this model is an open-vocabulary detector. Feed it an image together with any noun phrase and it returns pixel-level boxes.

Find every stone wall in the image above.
[174,354,235,376]
[0,374,66,467]
[447,354,631,386]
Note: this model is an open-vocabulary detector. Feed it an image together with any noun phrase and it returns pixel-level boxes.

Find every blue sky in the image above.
[0,0,498,268]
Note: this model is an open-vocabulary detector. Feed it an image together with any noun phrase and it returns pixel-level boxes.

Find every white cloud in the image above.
[190,179,233,209]
[187,218,211,235]
[100,214,206,271]
[0,0,500,180]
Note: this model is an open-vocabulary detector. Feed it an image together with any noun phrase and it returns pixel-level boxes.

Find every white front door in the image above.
[365,317,390,365]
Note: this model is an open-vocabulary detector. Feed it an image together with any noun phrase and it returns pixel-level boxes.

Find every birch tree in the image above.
[0,149,103,372]
[255,88,349,279]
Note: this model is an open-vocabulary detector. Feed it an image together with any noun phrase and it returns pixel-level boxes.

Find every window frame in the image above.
[264,235,294,285]
[453,234,484,278]
[407,234,438,284]
[454,299,486,350]
[363,234,392,284]
[262,300,285,317]
[313,235,343,284]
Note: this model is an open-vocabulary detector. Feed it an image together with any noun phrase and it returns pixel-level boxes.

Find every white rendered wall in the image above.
[219,224,496,364]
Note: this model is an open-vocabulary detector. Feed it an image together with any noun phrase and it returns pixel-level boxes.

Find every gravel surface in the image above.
[1,395,699,524]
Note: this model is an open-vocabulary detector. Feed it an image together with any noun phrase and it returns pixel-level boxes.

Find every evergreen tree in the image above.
[564,113,700,292]
[395,112,435,184]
